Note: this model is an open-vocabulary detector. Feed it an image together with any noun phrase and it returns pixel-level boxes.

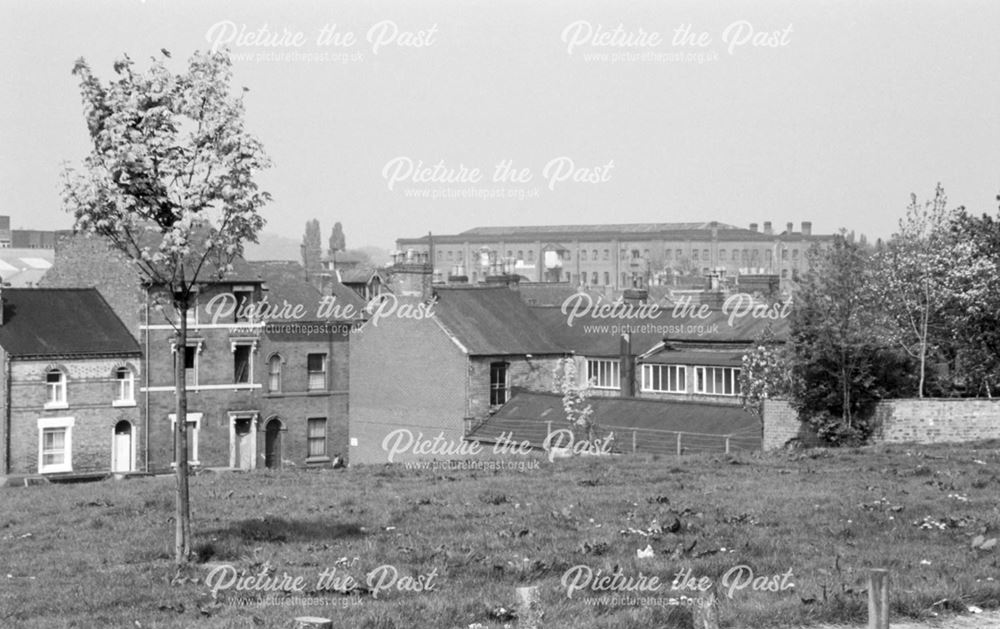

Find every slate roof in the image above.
[249,260,365,320]
[640,349,745,367]
[0,288,141,358]
[467,389,761,452]
[432,286,566,356]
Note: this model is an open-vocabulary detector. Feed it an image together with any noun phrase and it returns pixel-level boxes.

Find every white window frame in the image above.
[693,366,742,396]
[233,285,255,323]
[489,361,510,406]
[44,369,68,410]
[113,366,136,407]
[307,417,327,460]
[267,354,282,393]
[169,413,202,466]
[231,342,255,385]
[307,353,327,392]
[173,342,201,388]
[587,359,620,391]
[37,417,74,474]
[641,364,687,393]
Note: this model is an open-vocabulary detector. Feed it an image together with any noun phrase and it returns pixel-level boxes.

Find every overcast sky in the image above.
[1,0,998,250]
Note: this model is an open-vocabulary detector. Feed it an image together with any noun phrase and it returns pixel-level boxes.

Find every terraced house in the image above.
[0,288,141,476]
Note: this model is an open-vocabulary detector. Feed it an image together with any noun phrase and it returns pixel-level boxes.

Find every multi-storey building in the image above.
[396,221,833,291]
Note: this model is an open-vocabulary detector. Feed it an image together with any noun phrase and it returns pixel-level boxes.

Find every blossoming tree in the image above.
[61,50,271,564]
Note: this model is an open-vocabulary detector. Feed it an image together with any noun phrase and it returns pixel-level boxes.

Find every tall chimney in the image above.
[749,223,758,232]
[801,221,812,236]
[763,221,772,235]
[786,222,794,234]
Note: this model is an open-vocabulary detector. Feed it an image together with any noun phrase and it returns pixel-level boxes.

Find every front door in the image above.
[113,421,132,472]
[233,418,254,470]
[264,419,282,469]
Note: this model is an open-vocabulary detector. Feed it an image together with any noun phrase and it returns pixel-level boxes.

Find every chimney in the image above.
[749,223,758,232]
[763,221,772,235]
[619,333,635,397]
[801,221,812,236]
[786,222,794,234]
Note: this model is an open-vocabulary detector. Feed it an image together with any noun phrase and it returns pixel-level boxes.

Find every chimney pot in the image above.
[763,221,772,234]
[749,223,758,232]
[801,221,812,236]
[786,222,794,234]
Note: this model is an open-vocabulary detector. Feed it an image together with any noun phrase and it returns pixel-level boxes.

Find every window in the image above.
[781,249,788,261]
[765,250,773,263]
[175,345,199,387]
[437,250,443,260]
[694,367,741,396]
[113,367,135,406]
[38,417,74,474]
[692,250,699,261]
[517,250,523,261]
[233,344,252,384]
[447,251,454,260]
[665,249,673,260]
[703,249,709,261]
[506,250,512,258]
[719,249,727,261]
[587,359,620,390]
[676,249,683,259]
[268,355,282,392]
[603,272,610,285]
[169,413,201,465]
[307,418,327,458]
[603,249,610,260]
[489,362,509,406]
[592,249,598,260]
[591,272,598,285]
[527,250,534,262]
[631,249,640,259]
[580,249,587,261]
[233,286,254,323]
[641,364,686,393]
[307,353,327,391]
[45,369,67,408]
[792,249,799,260]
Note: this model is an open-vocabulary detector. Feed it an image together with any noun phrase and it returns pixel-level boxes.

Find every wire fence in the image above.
[466,417,762,456]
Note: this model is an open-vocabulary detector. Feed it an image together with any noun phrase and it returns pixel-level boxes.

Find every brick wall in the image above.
[349,316,468,465]
[6,356,142,475]
[762,398,1000,450]
[467,356,561,420]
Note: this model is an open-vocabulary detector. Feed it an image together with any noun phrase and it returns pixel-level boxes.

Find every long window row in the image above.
[43,367,136,409]
[584,359,742,396]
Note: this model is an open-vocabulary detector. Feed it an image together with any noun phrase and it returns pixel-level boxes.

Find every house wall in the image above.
[5,356,142,475]
[761,398,1000,450]
[467,355,562,420]
[259,323,352,468]
[349,316,467,465]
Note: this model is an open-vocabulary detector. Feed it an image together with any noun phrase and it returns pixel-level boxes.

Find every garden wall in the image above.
[762,398,1000,450]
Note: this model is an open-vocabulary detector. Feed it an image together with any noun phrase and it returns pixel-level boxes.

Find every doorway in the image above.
[112,420,133,473]
[264,418,283,469]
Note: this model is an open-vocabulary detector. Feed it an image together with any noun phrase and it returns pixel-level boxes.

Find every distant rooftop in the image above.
[458,222,739,237]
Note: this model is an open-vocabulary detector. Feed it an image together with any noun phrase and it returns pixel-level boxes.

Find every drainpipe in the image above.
[144,289,150,472]
[4,353,11,475]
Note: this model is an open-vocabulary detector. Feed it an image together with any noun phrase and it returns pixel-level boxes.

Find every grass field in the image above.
[2,441,999,629]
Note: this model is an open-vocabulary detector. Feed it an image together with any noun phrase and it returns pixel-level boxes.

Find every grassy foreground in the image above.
[2,442,999,628]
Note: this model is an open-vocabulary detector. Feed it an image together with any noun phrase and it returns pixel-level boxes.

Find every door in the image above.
[234,417,254,470]
[113,421,132,472]
[264,419,282,469]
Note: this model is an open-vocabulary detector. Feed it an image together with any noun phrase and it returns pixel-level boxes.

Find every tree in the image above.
[61,50,270,564]
[301,219,322,278]
[739,325,790,417]
[788,233,910,444]
[329,221,346,257]
[552,358,596,441]
[873,184,955,397]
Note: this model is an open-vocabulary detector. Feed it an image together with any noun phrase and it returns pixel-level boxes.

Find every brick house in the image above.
[42,235,363,472]
[0,288,142,476]
[348,285,567,464]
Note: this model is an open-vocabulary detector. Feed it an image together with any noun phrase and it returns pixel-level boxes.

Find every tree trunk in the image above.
[174,297,191,565]
[918,280,929,398]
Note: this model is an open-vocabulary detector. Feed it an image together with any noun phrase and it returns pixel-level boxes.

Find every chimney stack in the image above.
[801,221,812,236]
[619,333,635,397]
[786,222,794,234]
[763,221,772,235]
[749,223,758,232]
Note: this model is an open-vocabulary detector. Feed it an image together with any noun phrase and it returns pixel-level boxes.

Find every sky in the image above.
[1,0,998,251]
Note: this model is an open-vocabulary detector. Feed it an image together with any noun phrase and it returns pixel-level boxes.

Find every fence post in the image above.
[676,433,682,457]
[632,430,637,454]
[725,437,731,455]
[868,569,889,629]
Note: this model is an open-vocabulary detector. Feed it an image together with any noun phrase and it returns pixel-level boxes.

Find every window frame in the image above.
[37,416,74,474]
[307,417,327,459]
[112,366,136,407]
[693,366,742,396]
[489,361,509,406]
[233,343,253,384]
[307,353,327,392]
[267,354,282,393]
[641,364,687,393]
[44,368,67,409]
[587,358,620,391]
[169,413,202,466]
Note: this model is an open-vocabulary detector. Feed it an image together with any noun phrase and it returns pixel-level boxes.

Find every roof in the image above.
[517,283,605,307]
[0,288,141,358]
[339,267,383,284]
[0,248,54,287]
[459,223,740,236]
[641,349,745,367]
[529,301,789,357]
[468,390,760,452]
[248,261,365,320]
[433,285,566,356]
